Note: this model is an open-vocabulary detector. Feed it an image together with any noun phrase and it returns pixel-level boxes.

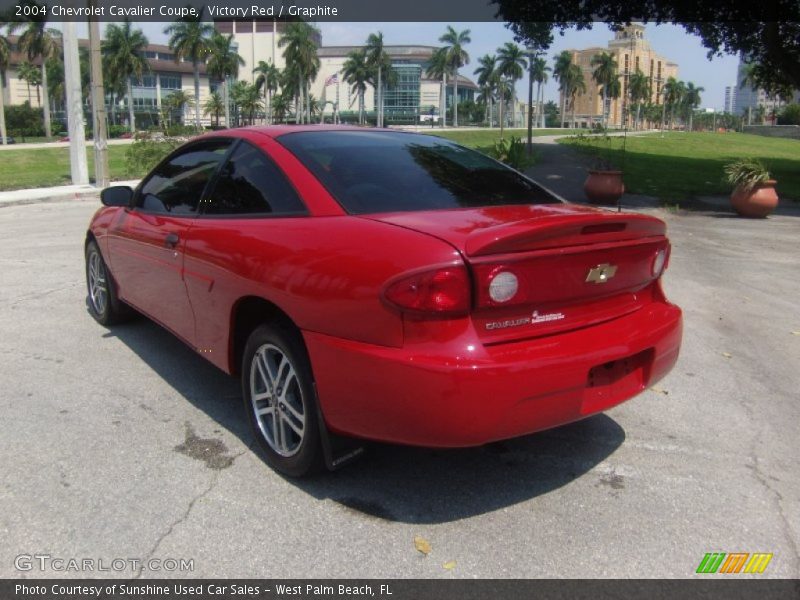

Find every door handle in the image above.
[165,232,180,248]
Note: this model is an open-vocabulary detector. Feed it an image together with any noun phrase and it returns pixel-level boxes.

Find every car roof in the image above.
[204,125,417,140]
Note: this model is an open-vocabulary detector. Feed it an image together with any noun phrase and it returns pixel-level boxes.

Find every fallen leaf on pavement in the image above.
[722,352,732,359]
[414,536,431,556]
[650,387,669,395]
[792,331,800,336]
[442,560,457,570]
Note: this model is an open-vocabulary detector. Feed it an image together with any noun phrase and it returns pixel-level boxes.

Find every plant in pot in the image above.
[724,158,779,218]
[583,156,624,205]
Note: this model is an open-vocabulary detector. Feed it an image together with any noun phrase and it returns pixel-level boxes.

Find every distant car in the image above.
[1,136,15,144]
[85,126,683,476]
[119,132,133,139]
[59,136,69,142]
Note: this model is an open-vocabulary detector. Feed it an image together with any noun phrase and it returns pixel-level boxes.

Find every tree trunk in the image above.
[661,100,667,130]
[193,61,201,130]
[298,73,304,124]
[635,103,641,131]
[440,72,446,128]
[265,86,270,125]
[453,68,459,128]
[0,72,7,145]
[560,88,566,128]
[499,90,504,139]
[224,79,230,128]
[377,65,382,128]
[41,63,52,138]
[689,110,693,132]
[601,87,607,129]
[127,78,136,133]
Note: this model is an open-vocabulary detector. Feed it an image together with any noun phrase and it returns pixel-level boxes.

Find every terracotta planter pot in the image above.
[730,180,779,218]
[584,170,625,205]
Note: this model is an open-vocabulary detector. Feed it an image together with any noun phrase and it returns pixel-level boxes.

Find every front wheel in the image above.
[85,240,133,326]
[242,323,323,477]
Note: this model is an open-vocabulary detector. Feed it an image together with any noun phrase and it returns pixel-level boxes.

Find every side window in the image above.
[204,142,306,215]
[138,141,231,214]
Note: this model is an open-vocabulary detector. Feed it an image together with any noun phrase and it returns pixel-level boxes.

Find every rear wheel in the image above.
[85,240,133,326]
[242,323,323,477]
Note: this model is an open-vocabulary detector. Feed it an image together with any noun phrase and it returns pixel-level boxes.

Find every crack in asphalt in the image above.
[133,448,247,580]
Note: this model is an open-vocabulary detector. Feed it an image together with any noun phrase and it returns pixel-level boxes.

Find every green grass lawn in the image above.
[0,146,132,190]
[429,128,580,151]
[558,132,800,202]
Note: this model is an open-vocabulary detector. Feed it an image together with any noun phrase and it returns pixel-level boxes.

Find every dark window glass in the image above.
[277,131,558,214]
[138,141,231,214]
[204,142,306,215]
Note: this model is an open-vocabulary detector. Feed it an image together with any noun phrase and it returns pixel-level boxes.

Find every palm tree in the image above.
[254,60,280,124]
[271,93,290,124]
[553,51,574,128]
[8,7,59,138]
[17,61,40,104]
[662,77,685,130]
[366,32,393,128]
[234,83,262,125]
[497,42,526,128]
[628,69,650,130]
[590,51,618,128]
[203,91,224,127]
[164,10,213,130]
[495,77,511,138]
[682,81,704,131]
[530,56,550,128]
[474,54,497,127]
[0,30,8,144]
[426,47,450,128]
[164,90,194,126]
[342,48,370,125]
[566,63,586,128]
[438,26,471,127]
[206,31,243,128]
[102,21,149,133]
[278,21,320,124]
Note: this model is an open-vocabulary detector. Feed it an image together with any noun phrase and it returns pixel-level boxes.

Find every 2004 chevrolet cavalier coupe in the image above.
[85,127,682,476]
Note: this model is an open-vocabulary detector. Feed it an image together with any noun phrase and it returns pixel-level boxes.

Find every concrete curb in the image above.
[0,180,140,209]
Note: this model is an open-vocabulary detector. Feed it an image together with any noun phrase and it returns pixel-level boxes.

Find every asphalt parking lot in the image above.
[1,199,798,578]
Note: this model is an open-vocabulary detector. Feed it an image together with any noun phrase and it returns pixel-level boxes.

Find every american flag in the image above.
[324,73,339,87]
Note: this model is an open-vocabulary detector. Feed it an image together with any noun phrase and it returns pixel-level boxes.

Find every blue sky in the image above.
[127,20,740,110]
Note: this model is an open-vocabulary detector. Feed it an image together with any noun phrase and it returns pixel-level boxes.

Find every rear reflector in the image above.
[383,265,471,317]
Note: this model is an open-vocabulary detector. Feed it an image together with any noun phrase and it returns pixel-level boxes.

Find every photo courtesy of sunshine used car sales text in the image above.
[14,583,392,597]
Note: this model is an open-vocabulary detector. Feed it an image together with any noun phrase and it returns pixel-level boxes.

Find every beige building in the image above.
[561,24,678,127]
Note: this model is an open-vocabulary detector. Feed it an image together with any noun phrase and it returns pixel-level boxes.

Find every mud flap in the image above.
[313,384,366,471]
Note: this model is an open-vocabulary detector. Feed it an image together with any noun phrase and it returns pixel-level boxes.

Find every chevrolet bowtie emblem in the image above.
[586,263,618,284]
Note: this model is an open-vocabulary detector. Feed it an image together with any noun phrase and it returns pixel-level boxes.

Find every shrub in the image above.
[6,103,44,137]
[108,125,129,139]
[487,136,536,171]
[125,136,183,177]
[777,103,800,125]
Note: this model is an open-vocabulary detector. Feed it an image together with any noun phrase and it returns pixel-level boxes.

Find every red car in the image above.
[86,126,682,476]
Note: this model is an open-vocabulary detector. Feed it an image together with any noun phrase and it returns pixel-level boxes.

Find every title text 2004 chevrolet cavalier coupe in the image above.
[85,127,682,476]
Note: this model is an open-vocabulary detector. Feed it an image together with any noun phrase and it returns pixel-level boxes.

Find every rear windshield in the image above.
[277,131,559,214]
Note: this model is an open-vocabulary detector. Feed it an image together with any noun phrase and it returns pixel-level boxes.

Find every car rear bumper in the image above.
[304,301,682,447]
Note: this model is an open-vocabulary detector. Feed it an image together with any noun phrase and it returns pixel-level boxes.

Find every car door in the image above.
[107,139,233,345]
[182,140,308,367]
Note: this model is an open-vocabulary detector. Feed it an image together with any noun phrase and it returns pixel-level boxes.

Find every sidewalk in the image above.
[0,179,139,208]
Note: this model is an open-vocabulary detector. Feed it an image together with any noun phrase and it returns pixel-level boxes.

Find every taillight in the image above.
[652,244,670,277]
[383,265,471,317]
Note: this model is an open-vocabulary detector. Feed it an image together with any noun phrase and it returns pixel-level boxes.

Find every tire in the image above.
[242,322,324,477]
[85,240,134,326]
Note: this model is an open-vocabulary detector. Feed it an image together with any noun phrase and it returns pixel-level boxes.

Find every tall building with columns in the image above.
[560,24,678,127]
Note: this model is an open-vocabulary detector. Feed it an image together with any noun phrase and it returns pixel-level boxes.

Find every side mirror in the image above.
[100,186,133,207]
